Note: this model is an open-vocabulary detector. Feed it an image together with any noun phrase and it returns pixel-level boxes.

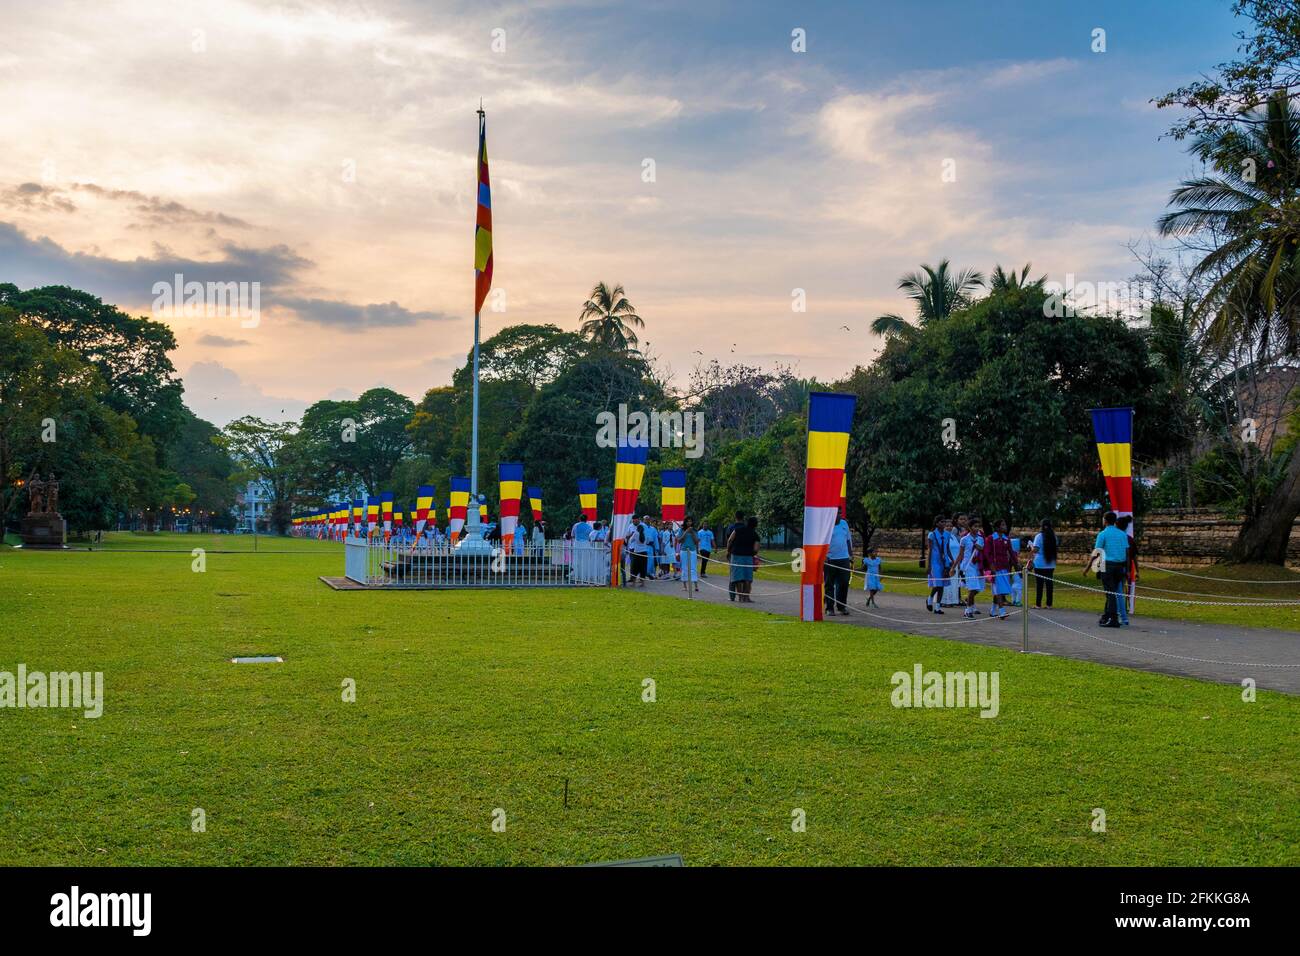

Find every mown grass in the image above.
[0,533,1296,865]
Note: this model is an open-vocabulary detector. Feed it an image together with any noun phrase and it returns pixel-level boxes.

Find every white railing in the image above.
[345,536,611,588]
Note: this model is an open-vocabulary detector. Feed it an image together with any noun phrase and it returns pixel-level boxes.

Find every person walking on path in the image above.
[723,510,746,601]
[1030,519,1057,608]
[1083,511,1128,628]
[861,547,883,608]
[727,515,760,603]
[679,516,700,593]
[983,519,1019,619]
[924,516,951,614]
[697,521,715,577]
[824,515,853,616]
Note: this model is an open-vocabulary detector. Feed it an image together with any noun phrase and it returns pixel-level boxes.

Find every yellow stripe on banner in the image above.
[662,487,685,506]
[614,462,645,490]
[475,228,492,271]
[806,430,850,470]
[450,492,469,506]
[1096,442,1132,479]
[500,481,523,499]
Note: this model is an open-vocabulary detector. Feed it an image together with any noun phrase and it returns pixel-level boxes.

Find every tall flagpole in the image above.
[471,102,484,498]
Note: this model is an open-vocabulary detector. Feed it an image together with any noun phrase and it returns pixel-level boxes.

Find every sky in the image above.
[0,0,1244,425]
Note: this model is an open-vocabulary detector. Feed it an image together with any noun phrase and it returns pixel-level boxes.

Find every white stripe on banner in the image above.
[802,506,837,548]
[802,584,815,621]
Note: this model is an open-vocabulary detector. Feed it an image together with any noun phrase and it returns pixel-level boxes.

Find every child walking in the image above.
[861,547,883,608]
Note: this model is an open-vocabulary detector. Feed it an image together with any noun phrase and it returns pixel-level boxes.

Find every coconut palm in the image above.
[989,262,1046,293]
[579,282,645,351]
[870,259,985,339]
[1158,91,1300,356]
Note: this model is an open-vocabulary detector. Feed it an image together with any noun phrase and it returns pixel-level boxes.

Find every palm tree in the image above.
[989,262,1046,293]
[1158,91,1300,356]
[579,282,644,351]
[870,259,985,339]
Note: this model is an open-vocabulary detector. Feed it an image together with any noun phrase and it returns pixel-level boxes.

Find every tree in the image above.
[870,259,985,339]
[297,388,415,499]
[1158,91,1300,561]
[215,418,300,535]
[166,408,237,527]
[853,286,1176,530]
[988,263,1046,293]
[1156,0,1300,141]
[0,284,186,460]
[0,306,152,533]
[579,282,645,351]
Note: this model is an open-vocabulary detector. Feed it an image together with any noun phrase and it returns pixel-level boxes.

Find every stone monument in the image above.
[20,473,67,549]
[454,492,494,555]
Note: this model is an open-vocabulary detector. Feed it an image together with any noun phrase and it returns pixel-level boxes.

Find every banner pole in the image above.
[1021,563,1029,653]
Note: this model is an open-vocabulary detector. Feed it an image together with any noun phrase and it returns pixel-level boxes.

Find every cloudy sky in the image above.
[0,0,1239,424]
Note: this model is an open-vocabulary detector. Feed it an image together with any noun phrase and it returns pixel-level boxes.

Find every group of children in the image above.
[860,514,1039,619]
[620,515,717,588]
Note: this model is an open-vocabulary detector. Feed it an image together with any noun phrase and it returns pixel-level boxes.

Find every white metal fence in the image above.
[344,536,611,588]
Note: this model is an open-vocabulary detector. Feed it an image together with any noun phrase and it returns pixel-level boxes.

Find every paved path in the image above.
[629,573,1300,695]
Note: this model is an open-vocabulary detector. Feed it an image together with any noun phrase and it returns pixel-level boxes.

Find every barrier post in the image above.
[1021,564,1029,653]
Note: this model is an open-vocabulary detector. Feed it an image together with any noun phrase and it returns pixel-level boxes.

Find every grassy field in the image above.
[1,532,1297,866]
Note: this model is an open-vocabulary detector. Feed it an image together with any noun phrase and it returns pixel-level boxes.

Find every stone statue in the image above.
[45,475,59,515]
[26,474,45,515]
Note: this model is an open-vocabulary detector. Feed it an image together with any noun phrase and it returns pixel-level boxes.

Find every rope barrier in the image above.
[1142,562,1300,585]
[1026,570,1300,606]
[1026,610,1300,668]
[856,606,1023,627]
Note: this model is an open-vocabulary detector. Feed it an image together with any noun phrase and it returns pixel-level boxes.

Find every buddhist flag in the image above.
[480,502,489,524]
[528,486,543,523]
[414,485,435,536]
[660,469,686,523]
[1090,407,1134,522]
[449,477,470,536]
[381,492,394,540]
[578,478,598,522]
[474,111,493,316]
[366,496,380,536]
[498,462,524,552]
[610,435,649,586]
[801,392,856,622]
[352,499,364,537]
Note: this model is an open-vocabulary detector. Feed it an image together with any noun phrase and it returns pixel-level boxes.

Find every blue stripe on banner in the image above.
[616,437,650,465]
[578,478,598,495]
[660,469,686,488]
[450,476,470,493]
[808,392,855,434]
[1089,406,1133,445]
[498,462,524,482]
[479,182,491,209]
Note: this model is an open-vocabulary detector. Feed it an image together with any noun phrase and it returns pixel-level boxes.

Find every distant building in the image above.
[233,480,274,532]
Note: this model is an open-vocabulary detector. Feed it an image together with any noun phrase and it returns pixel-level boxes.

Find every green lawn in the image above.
[1,533,1296,866]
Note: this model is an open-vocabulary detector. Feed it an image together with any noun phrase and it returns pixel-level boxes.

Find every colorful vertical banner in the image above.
[610,436,650,586]
[475,112,493,316]
[577,478,599,522]
[366,496,380,536]
[801,392,856,622]
[381,492,394,541]
[351,499,363,537]
[414,485,435,536]
[498,462,524,552]
[449,477,470,536]
[1090,405,1136,608]
[660,469,686,524]
[527,486,543,523]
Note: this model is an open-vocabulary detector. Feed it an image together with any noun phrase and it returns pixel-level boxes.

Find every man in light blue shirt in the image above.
[697,523,715,576]
[1087,512,1129,627]
[824,517,853,615]
[641,517,660,577]
[572,518,592,542]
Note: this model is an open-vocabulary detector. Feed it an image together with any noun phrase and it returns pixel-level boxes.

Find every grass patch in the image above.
[0,533,1296,865]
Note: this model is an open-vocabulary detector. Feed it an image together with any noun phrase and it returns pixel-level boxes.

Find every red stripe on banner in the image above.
[613,488,640,515]
[1104,475,1133,513]
[804,468,843,507]
[662,505,685,522]
[800,543,828,622]
[500,500,521,518]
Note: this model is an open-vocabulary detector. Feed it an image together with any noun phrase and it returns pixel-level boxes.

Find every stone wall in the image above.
[866,512,1300,567]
